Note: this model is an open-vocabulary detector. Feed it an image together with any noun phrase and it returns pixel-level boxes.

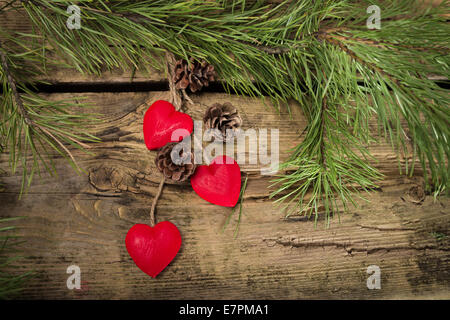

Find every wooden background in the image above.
[0,2,449,299]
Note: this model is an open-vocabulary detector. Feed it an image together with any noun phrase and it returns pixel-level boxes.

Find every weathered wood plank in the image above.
[0,92,448,299]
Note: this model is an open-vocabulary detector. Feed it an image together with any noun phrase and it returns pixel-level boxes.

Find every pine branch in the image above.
[327,33,449,54]
[326,31,449,128]
[318,25,449,195]
[0,40,100,194]
[317,31,402,87]
[0,44,32,126]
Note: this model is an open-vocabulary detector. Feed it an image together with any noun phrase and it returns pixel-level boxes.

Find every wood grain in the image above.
[0,92,448,299]
[0,1,448,300]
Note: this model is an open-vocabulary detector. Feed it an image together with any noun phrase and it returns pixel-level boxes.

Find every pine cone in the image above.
[173,58,216,93]
[155,143,196,182]
[203,103,242,142]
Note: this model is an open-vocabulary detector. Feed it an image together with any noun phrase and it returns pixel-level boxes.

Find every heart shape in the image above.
[191,155,241,207]
[143,100,193,150]
[125,221,182,278]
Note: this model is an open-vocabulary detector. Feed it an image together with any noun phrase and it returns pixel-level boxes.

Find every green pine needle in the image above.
[0,217,32,300]
[0,37,101,195]
[223,176,248,238]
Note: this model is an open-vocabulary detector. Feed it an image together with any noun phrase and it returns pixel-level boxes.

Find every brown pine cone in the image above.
[173,58,216,93]
[155,143,196,182]
[203,103,242,142]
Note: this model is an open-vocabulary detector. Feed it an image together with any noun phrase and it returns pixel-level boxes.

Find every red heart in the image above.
[191,155,241,207]
[125,221,182,278]
[143,100,193,150]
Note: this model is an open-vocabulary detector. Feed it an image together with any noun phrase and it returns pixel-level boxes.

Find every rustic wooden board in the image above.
[0,91,449,299]
[0,0,449,300]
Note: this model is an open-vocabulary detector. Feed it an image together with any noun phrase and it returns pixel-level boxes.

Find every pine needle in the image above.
[0,217,32,300]
[223,176,248,239]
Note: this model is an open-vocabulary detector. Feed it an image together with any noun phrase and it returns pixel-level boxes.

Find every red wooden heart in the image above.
[191,155,241,207]
[125,221,181,278]
[143,100,193,150]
